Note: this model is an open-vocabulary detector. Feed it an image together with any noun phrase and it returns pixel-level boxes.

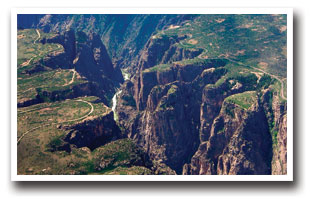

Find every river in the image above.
[112,70,130,121]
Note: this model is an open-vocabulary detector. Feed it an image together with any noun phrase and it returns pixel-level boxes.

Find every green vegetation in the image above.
[16,28,152,176]
[224,103,235,118]
[18,101,151,176]
[174,57,211,66]
[156,84,179,111]
[45,134,66,151]
[230,73,258,91]
[178,41,197,49]
[17,96,108,138]
[143,15,286,99]
[17,14,287,175]
[102,166,152,175]
[257,74,275,89]
[18,121,151,174]
[157,15,286,72]
[143,63,171,73]
[17,96,113,175]
[167,84,178,95]
[17,29,63,72]
[272,130,278,146]
[262,92,279,146]
[93,139,142,164]
[82,139,151,175]
[18,69,86,101]
[270,79,287,102]
[225,91,257,110]
[151,14,287,96]
[17,29,87,105]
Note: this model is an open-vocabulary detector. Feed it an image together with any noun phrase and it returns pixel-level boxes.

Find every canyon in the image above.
[17,14,287,175]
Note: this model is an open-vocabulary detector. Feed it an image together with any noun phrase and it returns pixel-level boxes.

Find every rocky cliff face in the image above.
[40,29,124,104]
[261,90,287,175]
[17,14,288,175]
[17,82,100,108]
[117,57,228,173]
[134,60,227,111]
[40,29,76,69]
[60,111,123,151]
[198,76,255,142]
[74,31,124,85]
[115,27,286,174]
[92,138,153,174]
[274,114,287,174]
[184,97,272,175]
[18,14,198,72]
[136,35,203,71]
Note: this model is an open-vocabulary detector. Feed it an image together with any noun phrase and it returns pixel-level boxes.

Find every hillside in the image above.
[17,14,287,175]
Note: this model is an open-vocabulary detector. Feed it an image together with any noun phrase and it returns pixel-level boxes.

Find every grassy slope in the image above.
[17,14,288,174]
[144,15,287,151]
[148,14,287,100]
[225,91,257,110]
[17,29,151,175]
[17,96,111,174]
[17,29,88,102]
[18,69,86,101]
[17,29,63,70]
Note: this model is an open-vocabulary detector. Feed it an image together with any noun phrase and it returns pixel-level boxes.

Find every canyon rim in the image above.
[12,8,293,181]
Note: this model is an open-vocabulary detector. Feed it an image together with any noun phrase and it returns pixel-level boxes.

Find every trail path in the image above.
[17,99,94,145]
[19,58,33,68]
[18,29,40,69]
[17,87,34,97]
[63,69,76,86]
[34,29,41,44]
[225,58,286,100]
[17,103,44,114]
[18,29,63,69]
[196,53,286,100]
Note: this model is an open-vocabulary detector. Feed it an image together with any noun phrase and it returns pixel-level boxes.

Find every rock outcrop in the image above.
[115,30,285,174]
[64,111,123,151]
[261,90,287,175]
[38,29,124,105]
[273,114,287,174]
[17,14,288,175]
[18,82,100,108]
[92,138,153,173]
[184,97,272,175]
[117,58,228,173]
[136,35,203,71]
[40,29,75,69]
[74,31,124,85]
[134,59,227,111]
[18,14,198,73]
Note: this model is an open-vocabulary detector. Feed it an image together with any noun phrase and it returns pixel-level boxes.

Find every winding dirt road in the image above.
[197,53,286,100]
[19,58,33,68]
[17,31,88,145]
[33,29,41,44]
[225,58,286,100]
[18,29,40,69]
[17,99,94,145]
[63,69,76,86]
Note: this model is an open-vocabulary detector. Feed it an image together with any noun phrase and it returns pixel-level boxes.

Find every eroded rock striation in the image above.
[64,111,123,151]
[115,31,287,175]
[17,14,288,175]
[19,29,124,107]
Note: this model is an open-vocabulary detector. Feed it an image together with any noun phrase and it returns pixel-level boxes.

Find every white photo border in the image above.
[11,7,293,181]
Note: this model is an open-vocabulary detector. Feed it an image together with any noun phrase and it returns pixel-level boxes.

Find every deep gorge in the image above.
[17,14,287,175]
